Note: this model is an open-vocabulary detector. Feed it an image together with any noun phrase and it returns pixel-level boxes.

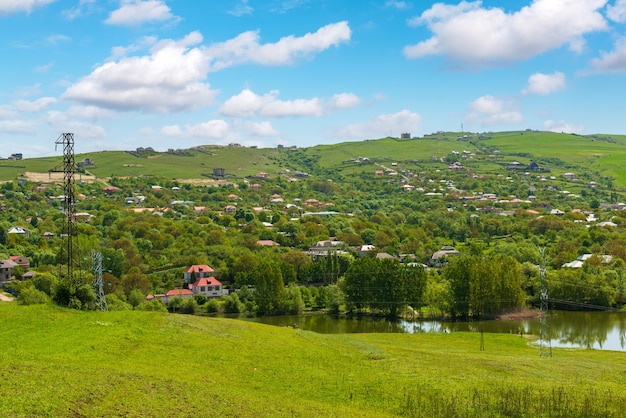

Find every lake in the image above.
[239,310,626,352]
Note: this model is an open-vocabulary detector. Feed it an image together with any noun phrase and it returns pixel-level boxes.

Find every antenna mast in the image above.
[92,251,108,311]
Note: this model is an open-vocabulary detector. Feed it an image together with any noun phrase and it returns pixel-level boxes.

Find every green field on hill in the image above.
[1,303,625,417]
[6,131,626,190]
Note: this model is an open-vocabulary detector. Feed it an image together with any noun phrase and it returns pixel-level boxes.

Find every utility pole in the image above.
[92,251,108,312]
[49,133,81,284]
[539,248,552,357]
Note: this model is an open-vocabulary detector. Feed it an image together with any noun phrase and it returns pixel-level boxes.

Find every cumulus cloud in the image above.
[46,110,107,138]
[404,0,607,67]
[0,0,55,15]
[161,120,230,139]
[105,0,179,26]
[544,119,584,134]
[467,95,524,125]
[327,93,361,110]
[220,89,360,118]
[220,89,323,117]
[607,0,626,22]
[588,37,626,73]
[334,109,421,139]
[206,21,351,71]
[246,121,279,137]
[523,72,566,95]
[64,23,350,113]
[63,32,217,112]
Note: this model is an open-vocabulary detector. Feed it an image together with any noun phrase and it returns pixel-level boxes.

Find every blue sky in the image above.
[2,0,626,157]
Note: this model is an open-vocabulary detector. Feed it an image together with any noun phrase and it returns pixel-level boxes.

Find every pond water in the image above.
[238,310,626,352]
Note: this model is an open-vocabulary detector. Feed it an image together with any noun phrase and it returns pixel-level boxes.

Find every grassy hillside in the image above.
[1,303,625,417]
[6,131,626,190]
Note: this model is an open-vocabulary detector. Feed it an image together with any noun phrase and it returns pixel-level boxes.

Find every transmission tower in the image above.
[539,249,552,357]
[92,251,108,312]
[49,133,81,282]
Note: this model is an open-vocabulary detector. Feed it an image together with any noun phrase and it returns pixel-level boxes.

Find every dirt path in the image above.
[0,292,15,302]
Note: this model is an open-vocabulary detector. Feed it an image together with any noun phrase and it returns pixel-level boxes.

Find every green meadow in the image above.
[1,303,625,417]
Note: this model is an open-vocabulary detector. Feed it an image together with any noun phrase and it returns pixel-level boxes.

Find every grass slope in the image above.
[1,304,625,417]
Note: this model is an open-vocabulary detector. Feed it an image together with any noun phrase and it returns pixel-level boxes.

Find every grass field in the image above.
[1,303,625,417]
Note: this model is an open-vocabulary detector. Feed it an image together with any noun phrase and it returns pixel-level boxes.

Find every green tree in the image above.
[251,259,285,315]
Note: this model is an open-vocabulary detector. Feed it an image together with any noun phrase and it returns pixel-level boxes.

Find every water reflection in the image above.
[238,311,626,352]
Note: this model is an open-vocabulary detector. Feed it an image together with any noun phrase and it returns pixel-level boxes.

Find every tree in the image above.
[128,289,145,309]
[343,257,377,312]
[251,259,285,315]
[121,267,151,297]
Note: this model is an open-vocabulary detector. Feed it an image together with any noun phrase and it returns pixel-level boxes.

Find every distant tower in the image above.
[539,249,552,357]
[92,251,108,312]
[49,133,81,282]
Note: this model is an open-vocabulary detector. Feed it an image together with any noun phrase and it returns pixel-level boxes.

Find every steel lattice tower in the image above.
[92,251,108,312]
[49,133,80,282]
[539,249,552,357]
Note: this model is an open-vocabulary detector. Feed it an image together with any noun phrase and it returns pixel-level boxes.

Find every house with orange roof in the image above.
[191,277,223,298]
[183,264,215,283]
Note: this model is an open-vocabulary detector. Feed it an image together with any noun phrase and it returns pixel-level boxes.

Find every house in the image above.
[191,277,223,298]
[9,256,29,270]
[563,172,576,181]
[7,226,29,238]
[184,265,215,283]
[562,254,613,268]
[430,246,460,266]
[161,289,193,304]
[0,259,18,284]
[223,205,236,215]
[257,240,280,247]
[102,186,121,196]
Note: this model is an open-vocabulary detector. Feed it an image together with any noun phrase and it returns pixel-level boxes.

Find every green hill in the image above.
[1,303,625,417]
[7,131,626,191]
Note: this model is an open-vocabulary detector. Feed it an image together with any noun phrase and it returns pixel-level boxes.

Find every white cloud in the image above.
[588,37,626,73]
[228,0,253,16]
[34,62,54,73]
[63,0,96,20]
[46,110,107,138]
[161,120,230,139]
[0,120,38,134]
[327,93,361,110]
[206,21,351,71]
[607,0,626,22]
[544,119,584,134]
[523,72,566,95]
[64,23,350,114]
[66,105,114,119]
[334,109,421,139]
[0,106,18,119]
[63,32,217,113]
[14,97,57,112]
[246,121,279,137]
[467,95,524,125]
[220,89,323,117]
[105,0,179,26]
[0,0,55,15]
[404,0,607,67]
[47,34,71,45]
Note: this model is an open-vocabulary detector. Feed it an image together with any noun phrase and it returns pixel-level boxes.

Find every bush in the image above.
[193,294,207,306]
[205,298,220,313]
[105,294,132,311]
[180,298,199,314]
[137,298,167,312]
[223,293,245,313]
[17,287,49,305]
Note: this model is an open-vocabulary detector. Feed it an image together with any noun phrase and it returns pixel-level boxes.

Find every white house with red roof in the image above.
[183,264,214,283]
[190,277,223,298]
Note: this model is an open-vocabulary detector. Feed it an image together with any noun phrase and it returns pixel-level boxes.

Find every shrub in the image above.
[206,298,220,313]
[105,294,132,311]
[223,293,245,313]
[17,287,49,305]
[137,298,167,312]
